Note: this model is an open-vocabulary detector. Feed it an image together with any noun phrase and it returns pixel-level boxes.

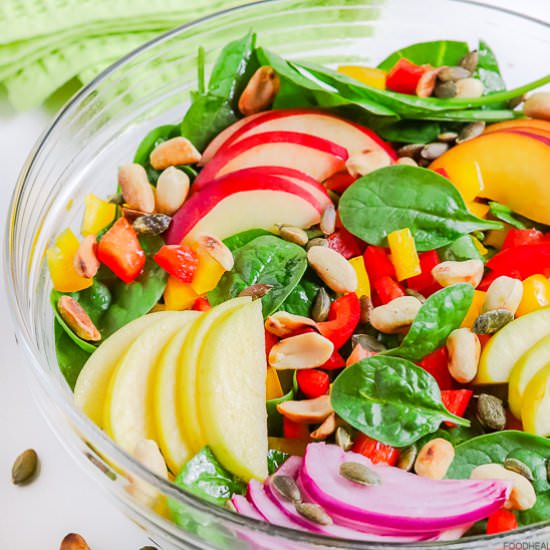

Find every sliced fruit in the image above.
[74,312,180,425]
[198,298,268,481]
[177,296,251,452]
[430,132,550,225]
[484,119,550,135]
[104,312,197,453]
[521,363,550,436]
[153,314,201,473]
[475,307,550,384]
[508,333,550,419]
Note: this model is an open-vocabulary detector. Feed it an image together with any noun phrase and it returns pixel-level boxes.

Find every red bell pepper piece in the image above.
[363,246,396,281]
[264,329,279,360]
[317,293,361,349]
[418,347,454,390]
[97,217,145,283]
[327,228,365,259]
[386,58,430,95]
[296,369,330,399]
[283,417,310,439]
[373,275,406,304]
[432,167,450,179]
[502,228,544,249]
[407,250,441,295]
[192,296,211,311]
[320,349,346,370]
[441,389,472,427]
[486,509,517,535]
[154,244,199,282]
[323,171,356,194]
[352,434,400,466]
[486,243,550,280]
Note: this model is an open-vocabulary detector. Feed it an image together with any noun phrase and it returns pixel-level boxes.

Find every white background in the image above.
[0,2,548,549]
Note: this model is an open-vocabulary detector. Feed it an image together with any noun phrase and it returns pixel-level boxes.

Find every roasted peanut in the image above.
[310,412,337,440]
[455,77,484,98]
[238,66,280,116]
[277,395,333,423]
[73,235,99,278]
[431,259,484,288]
[195,234,234,271]
[369,296,422,334]
[265,311,317,338]
[524,92,550,120]
[446,328,480,383]
[345,150,391,178]
[57,296,101,342]
[118,163,155,213]
[470,463,536,511]
[150,137,201,170]
[269,332,334,370]
[415,438,455,480]
[307,246,358,294]
[483,275,523,314]
[155,166,190,215]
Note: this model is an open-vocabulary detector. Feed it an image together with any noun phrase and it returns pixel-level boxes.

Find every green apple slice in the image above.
[522,363,550,436]
[104,311,198,454]
[74,311,183,426]
[509,333,550,419]
[177,296,250,453]
[152,315,201,474]
[198,299,268,481]
[475,307,550,384]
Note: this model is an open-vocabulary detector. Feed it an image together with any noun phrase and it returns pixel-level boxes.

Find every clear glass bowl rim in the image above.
[4,0,550,547]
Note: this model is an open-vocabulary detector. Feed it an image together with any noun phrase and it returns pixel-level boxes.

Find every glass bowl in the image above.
[5,0,550,548]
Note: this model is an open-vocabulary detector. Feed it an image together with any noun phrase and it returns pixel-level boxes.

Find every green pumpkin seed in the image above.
[438,66,471,82]
[272,474,302,502]
[456,121,486,144]
[340,461,381,486]
[335,426,354,451]
[107,192,125,205]
[306,237,329,251]
[504,457,534,481]
[351,333,386,353]
[397,143,424,158]
[508,94,526,109]
[85,452,116,481]
[473,309,514,335]
[476,393,506,431]
[133,213,171,236]
[397,445,418,472]
[312,287,331,322]
[11,448,38,485]
[295,502,333,525]
[460,50,479,73]
[437,131,458,143]
[434,81,457,99]
[420,142,449,160]
[238,283,273,300]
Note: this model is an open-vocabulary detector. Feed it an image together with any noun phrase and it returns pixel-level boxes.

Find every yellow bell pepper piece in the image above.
[461,290,486,328]
[468,201,490,219]
[516,274,550,317]
[47,229,93,292]
[472,236,488,256]
[266,366,284,400]
[348,256,371,298]
[387,228,421,281]
[81,194,116,236]
[337,65,386,89]
[189,245,226,295]
[164,276,198,311]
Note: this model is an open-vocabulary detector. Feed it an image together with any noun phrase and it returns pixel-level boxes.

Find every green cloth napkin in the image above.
[0,0,247,110]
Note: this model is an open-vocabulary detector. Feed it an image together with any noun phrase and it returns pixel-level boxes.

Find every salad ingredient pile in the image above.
[47,31,550,542]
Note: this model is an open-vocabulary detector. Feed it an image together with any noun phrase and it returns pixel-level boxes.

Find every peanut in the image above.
[195,234,234,271]
[277,395,333,423]
[415,438,455,480]
[524,92,550,121]
[118,163,155,213]
[269,332,334,370]
[307,246,358,294]
[470,463,536,511]
[345,150,391,178]
[265,311,317,338]
[310,412,337,440]
[431,259,484,288]
[57,296,101,342]
[150,137,201,170]
[155,166,190,215]
[369,296,422,334]
[238,66,280,116]
[446,328,480,383]
[73,235,99,278]
[483,276,523,314]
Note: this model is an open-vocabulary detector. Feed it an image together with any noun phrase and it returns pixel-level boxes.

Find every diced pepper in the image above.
[266,366,284,400]
[373,275,406,304]
[349,256,371,298]
[47,228,94,292]
[283,417,310,439]
[97,217,145,283]
[154,245,199,282]
[468,202,490,219]
[351,434,399,466]
[387,228,421,281]
[323,171,356,194]
[337,65,386,89]
[327,228,364,259]
[441,389,472,427]
[81,194,116,236]
[471,236,488,256]
[265,329,279,361]
[317,293,361,349]
[163,276,198,310]
[386,58,430,95]
[461,290,486,329]
[502,228,544,249]
[346,343,375,367]
[486,243,550,280]
[516,274,550,317]
[296,369,330,399]
[486,509,517,535]
[320,350,346,371]
[406,250,440,295]
[363,246,396,281]
[192,296,211,311]
[418,347,454,390]
[478,333,491,349]
[189,244,226,295]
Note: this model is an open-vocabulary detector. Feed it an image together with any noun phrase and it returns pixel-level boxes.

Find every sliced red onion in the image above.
[231,494,265,521]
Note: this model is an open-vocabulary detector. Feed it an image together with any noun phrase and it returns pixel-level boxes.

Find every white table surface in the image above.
[1,2,548,548]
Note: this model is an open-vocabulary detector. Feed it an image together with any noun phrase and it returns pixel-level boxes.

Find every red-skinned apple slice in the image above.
[166,172,322,244]
[194,131,348,189]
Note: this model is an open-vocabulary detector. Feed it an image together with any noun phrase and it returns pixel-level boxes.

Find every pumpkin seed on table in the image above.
[397,445,417,472]
[456,121,486,144]
[312,287,331,322]
[420,142,449,160]
[340,461,381,486]
[473,309,514,335]
[476,393,507,431]
[295,502,333,525]
[133,213,171,236]
[272,474,302,502]
[11,448,39,485]
[335,426,354,451]
[238,283,273,299]
[504,457,534,481]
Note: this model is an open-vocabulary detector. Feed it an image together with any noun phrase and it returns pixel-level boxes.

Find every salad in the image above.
[47,32,550,543]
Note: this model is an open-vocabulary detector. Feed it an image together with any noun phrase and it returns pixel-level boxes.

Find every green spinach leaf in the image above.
[372,119,441,143]
[339,165,501,251]
[278,275,321,317]
[448,431,550,526]
[223,228,271,252]
[208,235,307,316]
[489,201,527,230]
[331,356,469,447]
[477,40,506,96]
[385,284,474,362]
[54,320,91,389]
[416,420,485,449]
[439,234,486,262]
[268,449,289,475]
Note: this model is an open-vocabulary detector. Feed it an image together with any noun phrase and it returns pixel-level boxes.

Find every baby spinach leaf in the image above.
[268,449,289,475]
[448,431,550,526]
[489,201,527,230]
[278,275,321,317]
[385,283,474,362]
[477,40,506,96]
[54,320,91,390]
[223,228,271,252]
[208,235,307,316]
[377,40,469,71]
[416,419,485,449]
[339,165,501,251]
[439,235,486,262]
[332,356,469,447]
[372,119,441,144]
